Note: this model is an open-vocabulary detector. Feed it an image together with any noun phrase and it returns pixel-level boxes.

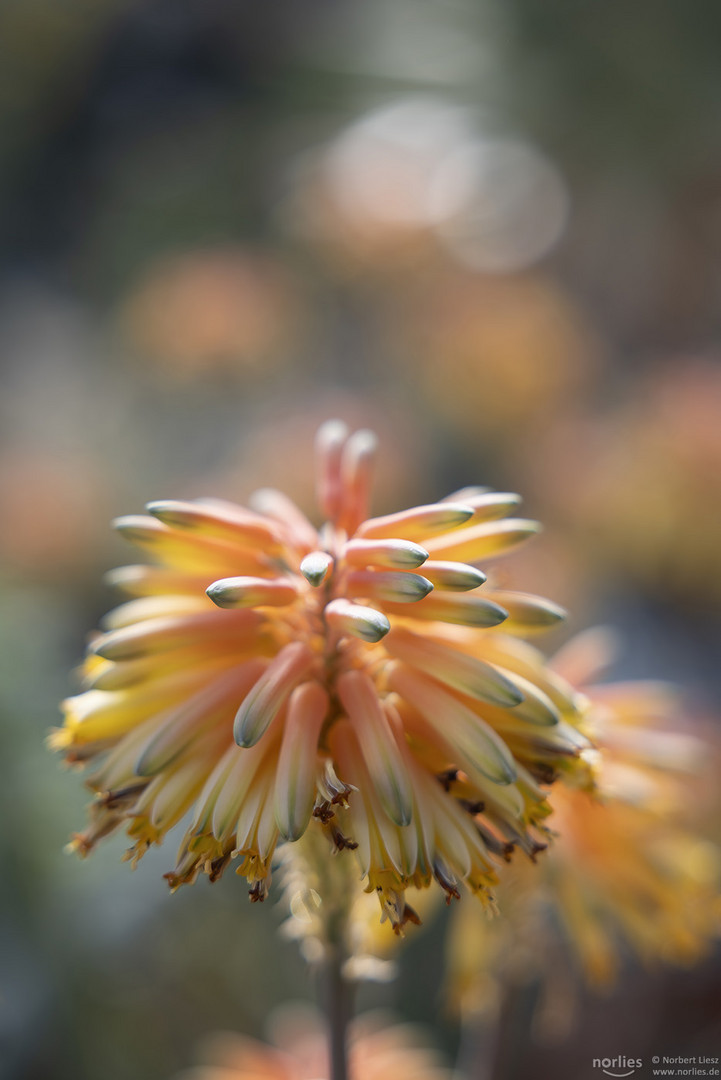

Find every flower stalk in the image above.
[322,941,353,1080]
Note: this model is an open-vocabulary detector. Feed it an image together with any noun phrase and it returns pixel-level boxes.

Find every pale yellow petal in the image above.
[274,681,328,841]
[337,669,413,828]
[233,642,317,748]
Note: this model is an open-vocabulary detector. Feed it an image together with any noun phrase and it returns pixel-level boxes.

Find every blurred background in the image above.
[1,1,721,1077]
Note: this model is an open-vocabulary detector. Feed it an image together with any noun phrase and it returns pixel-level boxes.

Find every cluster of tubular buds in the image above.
[52,420,591,928]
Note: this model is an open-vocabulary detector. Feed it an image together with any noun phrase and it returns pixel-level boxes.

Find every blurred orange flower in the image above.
[119,248,302,379]
[530,358,721,601]
[0,449,109,581]
[179,1008,451,1080]
[389,269,598,448]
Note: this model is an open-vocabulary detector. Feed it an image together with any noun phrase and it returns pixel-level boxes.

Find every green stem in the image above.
[323,943,352,1080]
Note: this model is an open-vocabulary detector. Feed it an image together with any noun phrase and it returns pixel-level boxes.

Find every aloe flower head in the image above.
[53,421,591,928]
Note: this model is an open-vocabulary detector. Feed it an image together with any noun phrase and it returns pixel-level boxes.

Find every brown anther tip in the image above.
[434,862,461,902]
[437,768,459,792]
[248,881,268,903]
[529,840,548,863]
[330,824,358,851]
[402,903,423,926]
[502,843,515,862]
[313,803,335,823]
[460,799,485,816]
[209,853,232,883]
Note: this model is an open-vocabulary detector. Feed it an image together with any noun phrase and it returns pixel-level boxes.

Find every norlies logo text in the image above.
[593,1057,643,1078]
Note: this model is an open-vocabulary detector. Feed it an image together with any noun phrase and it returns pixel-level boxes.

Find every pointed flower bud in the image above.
[233,642,316,748]
[275,682,329,841]
[357,502,475,541]
[325,599,390,643]
[344,537,429,569]
[300,550,333,587]
[206,575,299,609]
[347,569,434,604]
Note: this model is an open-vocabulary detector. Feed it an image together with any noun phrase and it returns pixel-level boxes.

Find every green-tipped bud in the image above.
[344,537,429,570]
[337,670,413,827]
[385,626,524,709]
[421,560,487,591]
[325,599,391,643]
[347,570,434,604]
[233,642,316,748]
[492,591,567,633]
[384,593,508,628]
[300,551,333,587]
[206,576,299,609]
[356,502,475,541]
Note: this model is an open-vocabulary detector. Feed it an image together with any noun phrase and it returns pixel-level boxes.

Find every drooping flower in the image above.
[52,421,590,926]
[543,629,721,982]
[447,627,721,1023]
[178,1007,451,1080]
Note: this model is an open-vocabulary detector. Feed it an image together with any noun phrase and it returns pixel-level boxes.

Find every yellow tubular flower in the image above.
[447,627,721,1020]
[52,421,588,927]
[544,629,721,984]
